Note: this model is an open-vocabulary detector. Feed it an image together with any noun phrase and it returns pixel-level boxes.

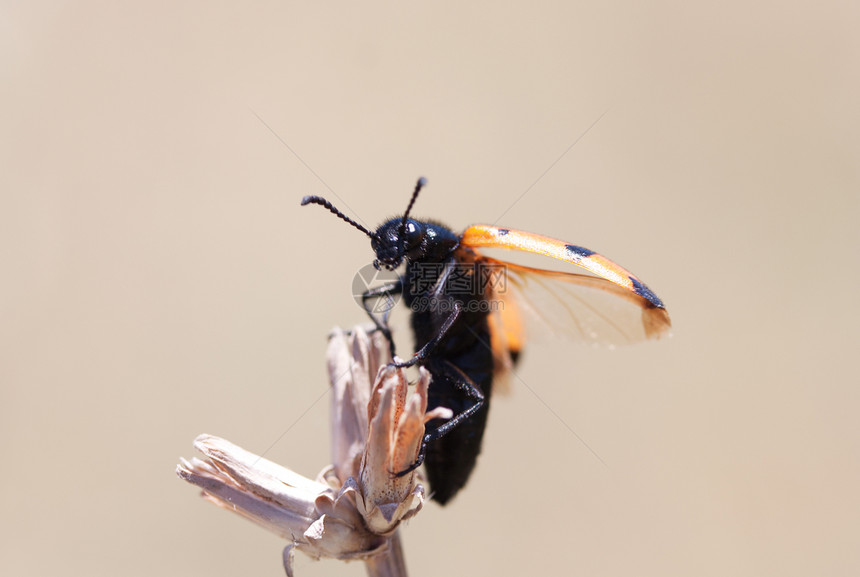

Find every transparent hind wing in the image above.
[483,257,671,348]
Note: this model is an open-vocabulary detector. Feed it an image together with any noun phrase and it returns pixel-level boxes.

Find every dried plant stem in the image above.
[178,326,428,577]
[364,532,407,577]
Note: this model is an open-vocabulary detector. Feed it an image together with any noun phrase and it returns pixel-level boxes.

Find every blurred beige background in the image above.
[2,2,858,576]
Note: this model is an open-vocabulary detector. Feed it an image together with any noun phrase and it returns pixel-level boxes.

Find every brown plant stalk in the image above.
[177,326,450,576]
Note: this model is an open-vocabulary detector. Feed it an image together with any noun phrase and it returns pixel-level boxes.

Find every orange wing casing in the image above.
[461,224,671,339]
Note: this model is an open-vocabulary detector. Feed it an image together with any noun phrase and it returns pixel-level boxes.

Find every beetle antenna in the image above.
[301,196,374,238]
[394,177,427,258]
[401,177,426,225]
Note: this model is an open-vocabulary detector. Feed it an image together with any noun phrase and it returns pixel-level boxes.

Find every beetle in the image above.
[302,178,670,504]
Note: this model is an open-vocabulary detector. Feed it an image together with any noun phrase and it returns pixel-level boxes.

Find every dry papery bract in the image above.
[177,326,452,576]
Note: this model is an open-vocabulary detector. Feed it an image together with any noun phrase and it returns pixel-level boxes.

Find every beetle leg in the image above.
[361,279,403,355]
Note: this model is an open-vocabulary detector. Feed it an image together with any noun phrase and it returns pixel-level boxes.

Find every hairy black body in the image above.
[402,249,495,504]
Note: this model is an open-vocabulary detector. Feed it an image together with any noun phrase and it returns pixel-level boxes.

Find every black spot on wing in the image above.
[564,244,595,262]
[497,228,510,236]
[630,276,665,308]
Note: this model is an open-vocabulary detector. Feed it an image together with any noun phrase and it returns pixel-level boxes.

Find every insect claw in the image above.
[390,443,426,477]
